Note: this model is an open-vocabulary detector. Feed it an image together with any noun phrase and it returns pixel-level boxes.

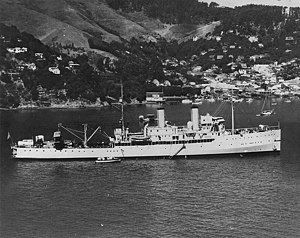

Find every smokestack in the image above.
[191,106,199,130]
[157,108,165,128]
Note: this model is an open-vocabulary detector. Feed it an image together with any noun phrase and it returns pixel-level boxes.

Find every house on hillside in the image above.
[21,63,36,71]
[7,47,27,53]
[66,61,80,73]
[193,36,199,41]
[164,80,171,86]
[248,36,258,43]
[35,52,44,59]
[240,63,247,69]
[49,67,60,75]
[215,36,222,42]
[16,65,25,71]
[152,79,160,86]
[209,55,215,61]
[27,63,37,71]
[37,85,46,99]
[146,92,164,103]
[68,61,80,68]
[285,36,297,45]
[249,54,268,62]
[236,55,244,62]
[192,66,202,73]
[216,55,223,60]
[179,60,187,66]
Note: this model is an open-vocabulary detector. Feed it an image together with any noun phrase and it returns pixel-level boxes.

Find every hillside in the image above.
[2,1,300,109]
[0,0,218,57]
[202,0,300,8]
[0,0,137,47]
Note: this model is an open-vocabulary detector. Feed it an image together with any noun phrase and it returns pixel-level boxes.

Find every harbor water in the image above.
[1,100,300,237]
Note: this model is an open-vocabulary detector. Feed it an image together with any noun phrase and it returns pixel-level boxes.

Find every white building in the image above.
[49,67,60,75]
[146,92,165,103]
[7,47,27,53]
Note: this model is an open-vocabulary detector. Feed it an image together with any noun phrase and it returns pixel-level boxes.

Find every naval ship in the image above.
[11,103,281,159]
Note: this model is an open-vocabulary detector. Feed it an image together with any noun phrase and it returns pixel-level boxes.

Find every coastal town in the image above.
[1,34,300,109]
[1,6,300,109]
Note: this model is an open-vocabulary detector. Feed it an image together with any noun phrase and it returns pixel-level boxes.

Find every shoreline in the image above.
[0,101,146,111]
[1,93,299,111]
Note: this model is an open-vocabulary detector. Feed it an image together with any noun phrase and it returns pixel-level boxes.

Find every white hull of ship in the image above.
[12,130,281,159]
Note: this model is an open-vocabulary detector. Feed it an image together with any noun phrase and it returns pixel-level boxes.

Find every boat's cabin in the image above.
[200,114,225,133]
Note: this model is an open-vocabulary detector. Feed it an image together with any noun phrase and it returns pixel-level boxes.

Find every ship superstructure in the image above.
[11,105,281,159]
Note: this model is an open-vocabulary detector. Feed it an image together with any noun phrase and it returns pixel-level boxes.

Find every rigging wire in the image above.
[63,127,84,134]
[59,124,107,142]
[232,100,259,126]
[213,101,226,116]
[59,124,84,141]
[212,101,222,116]
[234,102,247,115]
[111,103,122,111]
[96,130,111,139]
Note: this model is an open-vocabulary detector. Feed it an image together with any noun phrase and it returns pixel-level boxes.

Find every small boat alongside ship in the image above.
[95,157,121,163]
[11,101,281,159]
[258,109,274,117]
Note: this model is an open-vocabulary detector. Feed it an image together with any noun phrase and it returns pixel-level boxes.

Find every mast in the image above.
[231,100,234,134]
[83,124,88,147]
[120,80,125,139]
[261,96,266,112]
[58,123,100,147]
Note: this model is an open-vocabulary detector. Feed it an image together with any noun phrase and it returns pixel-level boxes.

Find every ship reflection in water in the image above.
[1,101,300,237]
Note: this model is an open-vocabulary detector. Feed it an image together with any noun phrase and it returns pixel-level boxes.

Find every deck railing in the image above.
[225,125,280,135]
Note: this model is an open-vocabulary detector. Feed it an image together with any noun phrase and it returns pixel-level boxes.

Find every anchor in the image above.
[169,144,186,159]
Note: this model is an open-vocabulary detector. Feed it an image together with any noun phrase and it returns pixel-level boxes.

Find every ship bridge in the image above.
[113,106,227,144]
